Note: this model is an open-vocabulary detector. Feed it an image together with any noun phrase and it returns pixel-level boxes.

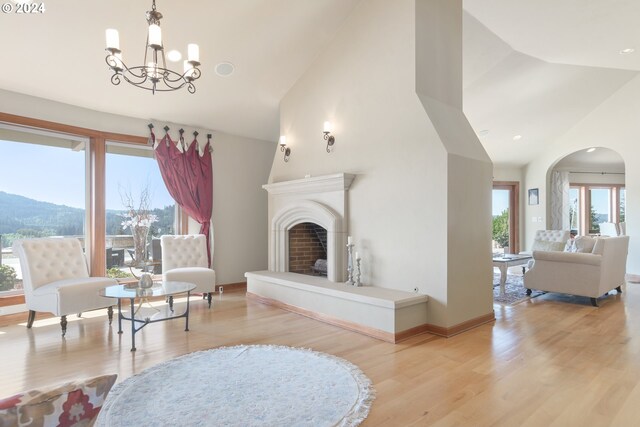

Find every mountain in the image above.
[0,191,85,235]
[0,191,176,240]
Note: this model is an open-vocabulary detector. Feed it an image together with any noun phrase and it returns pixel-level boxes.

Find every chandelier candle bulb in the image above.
[106,29,120,51]
[188,44,200,63]
[347,236,352,245]
[148,24,162,48]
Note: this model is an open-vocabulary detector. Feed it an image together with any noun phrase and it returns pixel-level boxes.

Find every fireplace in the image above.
[263,173,355,282]
[289,222,327,276]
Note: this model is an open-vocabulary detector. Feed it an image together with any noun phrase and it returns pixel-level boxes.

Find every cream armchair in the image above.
[520,229,571,255]
[13,238,118,336]
[161,235,216,308]
[524,236,629,307]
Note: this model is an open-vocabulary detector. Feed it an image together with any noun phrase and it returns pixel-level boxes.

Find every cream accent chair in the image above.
[524,236,629,307]
[161,235,216,308]
[13,238,118,336]
[520,230,571,256]
[598,222,619,237]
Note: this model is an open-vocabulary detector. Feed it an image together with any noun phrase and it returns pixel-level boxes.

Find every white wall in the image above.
[0,89,274,284]
[270,0,493,328]
[524,74,640,274]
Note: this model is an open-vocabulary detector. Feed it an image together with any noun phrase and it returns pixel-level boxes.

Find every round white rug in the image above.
[96,345,375,427]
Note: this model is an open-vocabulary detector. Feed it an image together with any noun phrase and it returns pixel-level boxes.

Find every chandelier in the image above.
[104,0,201,94]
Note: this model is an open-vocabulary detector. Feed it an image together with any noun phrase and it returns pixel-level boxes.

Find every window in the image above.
[589,188,611,234]
[0,127,87,295]
[570,183,624,236]
[105,143,176,278]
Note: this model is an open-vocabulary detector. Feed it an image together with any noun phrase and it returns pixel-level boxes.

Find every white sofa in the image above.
[524,236,629,306]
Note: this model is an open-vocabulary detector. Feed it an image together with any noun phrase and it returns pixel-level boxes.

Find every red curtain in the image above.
[154,132,213,265]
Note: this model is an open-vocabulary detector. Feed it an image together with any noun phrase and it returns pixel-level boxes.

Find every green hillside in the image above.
[0,191,175,247]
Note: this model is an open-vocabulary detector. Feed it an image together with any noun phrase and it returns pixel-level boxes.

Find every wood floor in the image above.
[1,285,640,426]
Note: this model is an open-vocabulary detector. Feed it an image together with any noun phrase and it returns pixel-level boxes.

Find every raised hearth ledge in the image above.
[245,271,429,343]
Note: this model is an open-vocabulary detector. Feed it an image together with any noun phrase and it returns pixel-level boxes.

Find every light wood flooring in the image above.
[1,285,640,426]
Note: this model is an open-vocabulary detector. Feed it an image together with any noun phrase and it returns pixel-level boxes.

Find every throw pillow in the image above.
[574,236,597,253]
[0,374,117,427]
[564,238,576,252]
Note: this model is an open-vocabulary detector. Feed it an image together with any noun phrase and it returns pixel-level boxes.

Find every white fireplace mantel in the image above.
[263,173,355,282]
[262,173,355,196]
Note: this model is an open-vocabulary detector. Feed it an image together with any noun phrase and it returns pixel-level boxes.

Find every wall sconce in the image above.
[323,121,335,153]
[279,135,291,162]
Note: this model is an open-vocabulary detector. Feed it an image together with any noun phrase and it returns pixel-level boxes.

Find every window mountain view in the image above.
[0,191,175,248]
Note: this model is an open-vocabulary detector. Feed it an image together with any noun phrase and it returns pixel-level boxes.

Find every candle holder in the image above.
[346,243,354,286]
[354,257,362,287]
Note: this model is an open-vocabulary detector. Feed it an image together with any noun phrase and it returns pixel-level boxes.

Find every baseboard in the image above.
[246,292,430,343]
[424,312,496,338]
[216,281,246,293]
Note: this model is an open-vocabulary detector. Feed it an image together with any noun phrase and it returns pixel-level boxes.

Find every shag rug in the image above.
[493,272,543,305]
[96,345,375,427]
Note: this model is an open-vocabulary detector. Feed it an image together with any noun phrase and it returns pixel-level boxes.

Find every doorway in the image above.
[492,182,520,254]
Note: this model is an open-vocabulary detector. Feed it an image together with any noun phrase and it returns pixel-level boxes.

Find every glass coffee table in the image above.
[99,281,196,351]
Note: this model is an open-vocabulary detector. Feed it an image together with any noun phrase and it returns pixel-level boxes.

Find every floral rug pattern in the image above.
[493,272,544,305]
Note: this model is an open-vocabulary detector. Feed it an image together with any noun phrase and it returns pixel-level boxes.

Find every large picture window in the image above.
[0,126,87,295]
[0,115,185,300]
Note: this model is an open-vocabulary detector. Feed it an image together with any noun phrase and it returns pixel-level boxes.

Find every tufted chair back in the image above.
[534,230,570,243]
[161,235,209,271]
[13,238,90,293]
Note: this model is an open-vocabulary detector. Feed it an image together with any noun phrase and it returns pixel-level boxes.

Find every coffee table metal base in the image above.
[116,294,191,352]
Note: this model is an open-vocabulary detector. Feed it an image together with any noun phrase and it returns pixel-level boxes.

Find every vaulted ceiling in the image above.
[1,0,637,167]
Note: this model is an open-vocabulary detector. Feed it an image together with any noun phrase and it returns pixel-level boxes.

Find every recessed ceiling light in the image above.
[512,135,522,141]
[478,129,490,136]
[215,62,235,77]
[586,147,596,153]
[166,50,182,62]
[619,48,635,55]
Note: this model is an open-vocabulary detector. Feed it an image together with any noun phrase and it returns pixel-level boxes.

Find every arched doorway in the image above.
[551,147,625,236]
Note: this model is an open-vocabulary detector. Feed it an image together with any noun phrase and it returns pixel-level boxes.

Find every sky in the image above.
[0,139,174,210]
[494,188,612,217]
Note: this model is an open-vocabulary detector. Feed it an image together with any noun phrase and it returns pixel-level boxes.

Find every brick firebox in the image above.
[289,222,327,276]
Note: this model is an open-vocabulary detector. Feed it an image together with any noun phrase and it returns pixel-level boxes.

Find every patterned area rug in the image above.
[493,272,543,305]
[96,345,375,427]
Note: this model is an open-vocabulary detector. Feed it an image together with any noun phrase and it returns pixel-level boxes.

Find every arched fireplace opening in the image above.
[288,222,328,277]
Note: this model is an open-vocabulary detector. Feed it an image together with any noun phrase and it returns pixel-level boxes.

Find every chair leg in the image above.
[26,310,36,328]
[207,292,212,309]
[60,315,68,336]
[168,296,174,311]
[590,298,599,307]
[108,306,114,325]
[616,286,623,294]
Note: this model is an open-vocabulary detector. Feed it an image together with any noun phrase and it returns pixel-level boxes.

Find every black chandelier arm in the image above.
[110,73,122,86]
